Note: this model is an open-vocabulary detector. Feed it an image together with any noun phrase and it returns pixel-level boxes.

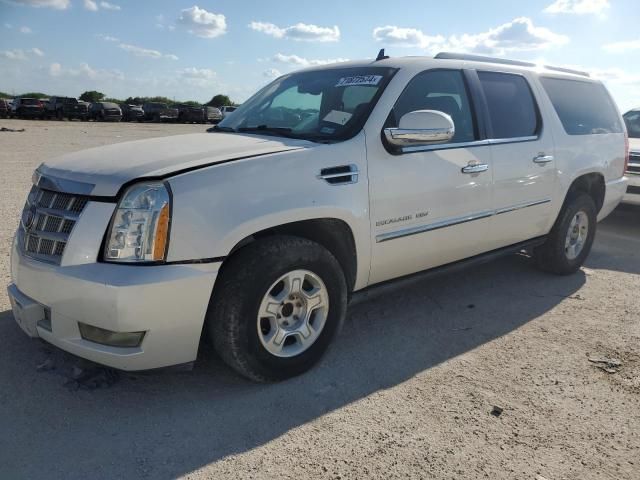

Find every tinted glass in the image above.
[623,111,640,138]
[478,72,539,139]
[22,98,39,105]
[390,69,477,143]
[540,77,622,135]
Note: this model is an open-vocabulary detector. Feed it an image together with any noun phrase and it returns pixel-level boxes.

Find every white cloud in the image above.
[373,17,568,55]
[83,0,98,11]
[544,0,609,15]
[249,21,340,42]
[96,33,119,42]
[178,67,217,87]
[1,49,29,60]
[100,1,120,10]
[48,61,124,81]
[19,26,32,33]
[263,68,282,79]
[373,26,444,49]
[603,38,640,54]
[31,47,44,56]
[272,53,349,67]
[1,0,69,9]
[4,23,12,28]
[118,43,178,60]
[178,6,226,39]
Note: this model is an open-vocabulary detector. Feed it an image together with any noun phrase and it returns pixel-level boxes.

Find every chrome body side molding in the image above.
[376,199,551,243]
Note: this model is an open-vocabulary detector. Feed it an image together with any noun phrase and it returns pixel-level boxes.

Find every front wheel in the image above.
[208,236,348,382]
[534,193,597,275]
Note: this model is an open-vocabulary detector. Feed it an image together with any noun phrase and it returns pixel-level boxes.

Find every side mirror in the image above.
[384,110,455,148]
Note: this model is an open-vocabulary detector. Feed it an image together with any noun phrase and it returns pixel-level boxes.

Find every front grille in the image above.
[18,186,89,264]
[627,152,640,175]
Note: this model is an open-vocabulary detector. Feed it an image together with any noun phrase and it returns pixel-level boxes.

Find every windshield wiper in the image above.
[207,125,235,133]
[237,125,294,135]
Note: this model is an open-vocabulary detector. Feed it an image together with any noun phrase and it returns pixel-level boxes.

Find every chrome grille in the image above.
[628,152,640,175]
[18,186,89,264]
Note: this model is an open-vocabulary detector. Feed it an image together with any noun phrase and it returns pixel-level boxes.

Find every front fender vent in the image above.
[318,165,359,185]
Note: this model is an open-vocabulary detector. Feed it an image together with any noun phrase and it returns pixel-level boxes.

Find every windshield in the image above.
[218,66,397,142]
[64,98,78,104]
[624,111,640,138]
[22,98,39,105]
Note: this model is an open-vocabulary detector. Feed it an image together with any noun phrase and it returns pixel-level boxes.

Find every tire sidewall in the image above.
[554,194,597,271]
[212,238,347,381]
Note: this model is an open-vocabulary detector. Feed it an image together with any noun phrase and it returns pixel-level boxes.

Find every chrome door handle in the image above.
[461,163,489,174]
[533,154,554,164]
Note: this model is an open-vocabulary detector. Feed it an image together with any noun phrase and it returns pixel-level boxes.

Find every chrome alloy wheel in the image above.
[257,270,329,358]
[565,211,589,260]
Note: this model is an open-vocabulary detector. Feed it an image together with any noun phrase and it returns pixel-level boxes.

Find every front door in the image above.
[367,69,494,285]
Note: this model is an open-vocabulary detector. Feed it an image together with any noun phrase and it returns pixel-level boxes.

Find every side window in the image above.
[624,111,640,138]
[478,72,539,139]
[390,69,477,143]
[540,77,623,135]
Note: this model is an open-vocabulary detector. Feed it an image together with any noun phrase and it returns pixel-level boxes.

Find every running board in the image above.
[351,236,547,305]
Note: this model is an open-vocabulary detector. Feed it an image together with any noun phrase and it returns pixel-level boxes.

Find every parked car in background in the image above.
[623,108,640,205]
[143,102,178,122]
[7,54,627,382]
[121,104,145,122]
[177,104,205,123]
[89,102,122,122]
[204,106,222,124]
[13,97,46,119]
[219,105,237,120]
[0,98,10,118]
[46,97,89,121]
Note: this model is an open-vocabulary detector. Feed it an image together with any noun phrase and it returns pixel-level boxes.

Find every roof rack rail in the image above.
[434,52,590,78]
[435,52,535,68]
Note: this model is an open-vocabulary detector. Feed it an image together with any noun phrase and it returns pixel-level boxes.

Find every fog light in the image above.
[78,322,145,348]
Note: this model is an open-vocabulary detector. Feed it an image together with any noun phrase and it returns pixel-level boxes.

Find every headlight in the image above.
[104,182,171,263]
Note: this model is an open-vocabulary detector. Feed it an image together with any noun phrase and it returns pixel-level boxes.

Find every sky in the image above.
[1,0,639,111]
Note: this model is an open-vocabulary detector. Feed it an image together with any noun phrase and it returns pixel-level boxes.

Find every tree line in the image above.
[0,90,236,108]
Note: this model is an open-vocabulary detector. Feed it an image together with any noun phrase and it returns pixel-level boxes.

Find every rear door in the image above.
[476,71,556,249]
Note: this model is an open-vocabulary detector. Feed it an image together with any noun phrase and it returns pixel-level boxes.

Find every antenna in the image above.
[376,49,389,61]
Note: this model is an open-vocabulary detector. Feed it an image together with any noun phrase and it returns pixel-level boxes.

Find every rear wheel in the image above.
[534,193,597,275]
[208,236,348,382]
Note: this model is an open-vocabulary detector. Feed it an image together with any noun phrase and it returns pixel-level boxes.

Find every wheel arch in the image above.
[564,172,605,214]
[221,218,359,293]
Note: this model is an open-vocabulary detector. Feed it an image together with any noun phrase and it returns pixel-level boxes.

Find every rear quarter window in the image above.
[540,77,623,135]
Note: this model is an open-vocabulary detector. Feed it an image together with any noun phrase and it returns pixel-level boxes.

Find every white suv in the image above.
[8,53,628,381]
[623,108,640,204]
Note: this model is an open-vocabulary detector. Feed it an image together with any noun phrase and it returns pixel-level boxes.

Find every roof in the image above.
[297,53,596,82]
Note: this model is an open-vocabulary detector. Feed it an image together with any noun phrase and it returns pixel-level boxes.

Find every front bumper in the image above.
[9,240,220,370]
[622,174,640,206]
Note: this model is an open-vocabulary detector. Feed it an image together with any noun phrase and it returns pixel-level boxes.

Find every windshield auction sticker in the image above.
[335,75,383,87]
[323,110,353,125]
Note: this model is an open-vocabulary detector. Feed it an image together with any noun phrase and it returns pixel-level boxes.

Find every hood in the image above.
[629,137,640,153]
[38,133,310,197]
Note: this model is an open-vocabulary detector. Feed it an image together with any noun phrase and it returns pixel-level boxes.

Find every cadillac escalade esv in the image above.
[8,53,628,381]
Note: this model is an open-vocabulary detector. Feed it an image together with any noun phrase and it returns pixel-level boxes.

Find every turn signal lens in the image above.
[153,203,170,261]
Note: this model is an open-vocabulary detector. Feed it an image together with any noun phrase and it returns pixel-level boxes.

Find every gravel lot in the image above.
[0,119,638,480]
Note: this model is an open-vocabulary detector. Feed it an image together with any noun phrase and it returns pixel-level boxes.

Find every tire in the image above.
[208,235,348,382]
[534,193,597,275]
